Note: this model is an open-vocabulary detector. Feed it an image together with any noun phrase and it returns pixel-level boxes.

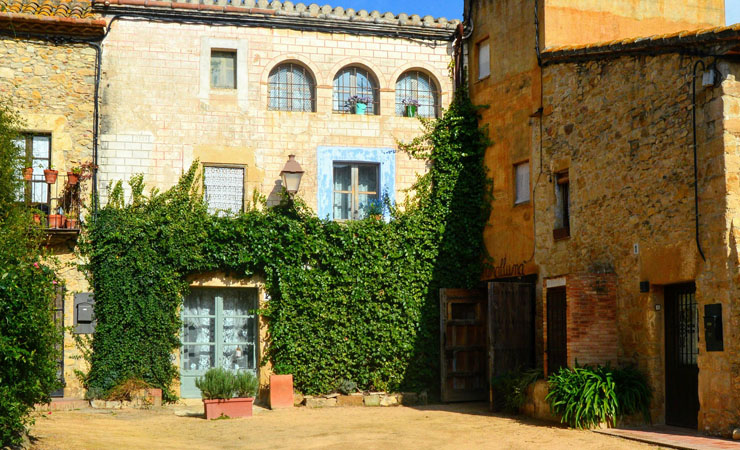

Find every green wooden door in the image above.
[180,287,258,398]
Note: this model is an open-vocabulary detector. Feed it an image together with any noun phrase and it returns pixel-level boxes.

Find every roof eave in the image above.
[0,12,106,37]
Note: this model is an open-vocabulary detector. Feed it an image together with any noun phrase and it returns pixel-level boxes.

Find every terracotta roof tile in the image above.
[0,0,95,19]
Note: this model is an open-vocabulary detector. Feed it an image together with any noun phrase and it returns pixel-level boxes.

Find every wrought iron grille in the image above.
[332,66,380,114]
[203,166,244,214]
[675,290,698,366]
[268,63,316,112]
[395,70,440,118]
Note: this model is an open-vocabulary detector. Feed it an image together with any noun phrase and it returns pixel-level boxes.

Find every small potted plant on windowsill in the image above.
[23,167,33,181]
[345,95,371,115]
[67,166,82,186]
[44,165,58,184]
[402,98,419,117]
[30,208,44,225]
[196,368,258,420]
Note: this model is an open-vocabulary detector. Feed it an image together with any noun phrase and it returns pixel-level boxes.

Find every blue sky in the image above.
[335,1,739,25]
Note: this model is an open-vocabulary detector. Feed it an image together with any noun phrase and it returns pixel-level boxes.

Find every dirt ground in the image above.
[30,402,659,450]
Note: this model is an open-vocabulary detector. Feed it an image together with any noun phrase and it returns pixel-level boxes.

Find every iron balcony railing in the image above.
[21,170,83,232]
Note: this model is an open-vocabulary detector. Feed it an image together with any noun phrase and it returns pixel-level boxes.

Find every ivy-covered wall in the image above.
[82,87,490,399]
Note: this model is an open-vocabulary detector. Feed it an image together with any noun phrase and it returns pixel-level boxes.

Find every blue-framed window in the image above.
[317,147,395,221]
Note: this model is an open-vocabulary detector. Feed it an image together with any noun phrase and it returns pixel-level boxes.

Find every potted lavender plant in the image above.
[345,95,371,115]
[402,98,419,117]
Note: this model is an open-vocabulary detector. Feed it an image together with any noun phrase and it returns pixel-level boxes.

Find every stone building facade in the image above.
[0,0,105,398]
[93,0,456,398]
[467,0,740,436]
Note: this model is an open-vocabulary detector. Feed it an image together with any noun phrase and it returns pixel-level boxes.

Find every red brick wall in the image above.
[565,273,618,367]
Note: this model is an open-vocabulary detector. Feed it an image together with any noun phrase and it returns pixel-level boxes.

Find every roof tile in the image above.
[0,0,95,19]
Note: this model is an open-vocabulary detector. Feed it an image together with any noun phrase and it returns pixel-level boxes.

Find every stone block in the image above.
[380,394,399,407]
[293,391,304,407]
[363,394,381,407]
[304,397,337,408]
[398,392,418,406]
[337,394,364,407]
[269,374,294,409]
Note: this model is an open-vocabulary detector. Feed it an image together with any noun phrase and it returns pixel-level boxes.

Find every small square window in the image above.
[211,50,236,89]
[203,165,244,214]
[478,39,490,80]
[332,162,379,220]
[514,162,530,205]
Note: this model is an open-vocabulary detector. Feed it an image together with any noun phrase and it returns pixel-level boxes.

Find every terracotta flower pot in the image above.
[23,167,33,180]
[203,397,254,419]
[44,169,58,184]
[32,214,41,225]
[270,374,294,409]
[67,172,80,186]
[47,214,65,229]
[66,218,78,229]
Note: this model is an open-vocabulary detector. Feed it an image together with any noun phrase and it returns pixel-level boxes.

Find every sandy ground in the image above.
[30,402,660,450]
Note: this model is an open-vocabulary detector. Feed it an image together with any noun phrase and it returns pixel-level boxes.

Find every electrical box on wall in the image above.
[704,303,723,352]
[74,292,95,334]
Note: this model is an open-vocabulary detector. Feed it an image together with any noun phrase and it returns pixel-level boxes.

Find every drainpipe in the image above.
[691,59,708,262]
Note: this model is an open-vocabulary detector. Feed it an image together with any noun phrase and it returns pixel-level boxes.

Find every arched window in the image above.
[332,66,380,114]
[268,62,316,112]
[395,70,440,118]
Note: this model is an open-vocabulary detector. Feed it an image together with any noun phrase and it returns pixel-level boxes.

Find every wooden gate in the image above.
[440,288,487,402]
[488,282,535,378]
[546,286,567,375]
[665,283,699,428]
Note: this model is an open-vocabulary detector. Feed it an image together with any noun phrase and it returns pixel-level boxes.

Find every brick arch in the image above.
[326,58,387,89]
[260,54,323,87]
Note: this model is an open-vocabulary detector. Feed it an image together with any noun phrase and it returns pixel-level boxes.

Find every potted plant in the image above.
[345,96,371,115]
[30,208,43,225]
[23,167,33,181]
[66,215,79,230]
[44,165,59,184]
[47,212,65,229]
[67,166,82,186]
[402,98,419,117]
[365,200,384,220]
[196,368,258,420]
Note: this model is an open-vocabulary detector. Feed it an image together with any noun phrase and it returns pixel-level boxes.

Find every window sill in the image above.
[513,200,530,208]
[476,74,491,83]
[553,227,570,241]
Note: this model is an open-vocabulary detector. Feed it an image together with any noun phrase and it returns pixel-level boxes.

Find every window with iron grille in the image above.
[395,70,440,118]
[333,162,379,220]
[203,165,244,214]
[268,62,316,112]
[332,66,380,114]
[210,50,236,89]
[14,134,51,209]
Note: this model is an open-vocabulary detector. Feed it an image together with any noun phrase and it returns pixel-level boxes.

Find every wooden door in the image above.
[546,286,567,375]
[488,282,535,377]
[440,288,487,402]
[665,283,699,428]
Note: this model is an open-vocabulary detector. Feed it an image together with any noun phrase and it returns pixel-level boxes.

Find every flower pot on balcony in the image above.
[405,104,418,118]
[23,167,33,180]
[66,218,78,229]
[67,172,80,186]
[355,103,367,115]
[48,214,65,229]
[203,397,254,419]
[32,214,41,225]
[44,169,58,184]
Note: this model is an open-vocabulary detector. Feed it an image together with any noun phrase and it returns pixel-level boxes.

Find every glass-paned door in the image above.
[180,287,258,398]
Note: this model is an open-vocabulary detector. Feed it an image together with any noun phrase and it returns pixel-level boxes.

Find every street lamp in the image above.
[280,154,304,196]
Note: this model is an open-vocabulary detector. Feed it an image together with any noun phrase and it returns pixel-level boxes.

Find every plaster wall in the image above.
[0,37,96,399]
[537,52,739,435]
[98,20,452,211]
[544,0,726,47]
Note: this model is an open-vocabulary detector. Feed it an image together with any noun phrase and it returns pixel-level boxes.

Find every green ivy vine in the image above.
[82,85,491,399]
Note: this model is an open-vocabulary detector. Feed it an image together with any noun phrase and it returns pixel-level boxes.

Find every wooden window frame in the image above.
[513,160,530,206]
[210,49,237,90]
[16,133,51,209]
[332,66,380,115]
[476,37,490,81]
[395,70,440,118]
[332,162,380,221]
[268,62,317,112]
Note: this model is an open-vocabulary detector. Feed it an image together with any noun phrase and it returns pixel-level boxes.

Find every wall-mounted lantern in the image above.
[280,154,304,195]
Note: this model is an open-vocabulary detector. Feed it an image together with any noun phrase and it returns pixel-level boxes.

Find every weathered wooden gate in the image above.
[440,288,488,402]
[488,282,535,378]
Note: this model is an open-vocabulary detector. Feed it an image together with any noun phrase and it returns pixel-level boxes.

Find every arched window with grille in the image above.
[395,70,440,118]
[268,62,316,112]
[332,66,380,115]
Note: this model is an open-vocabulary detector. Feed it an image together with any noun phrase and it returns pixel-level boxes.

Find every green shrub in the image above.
[546,364,652,429]
[490,368,542,413]
[195,368,258,399]
[234,371,259,398]
[336,379,358,395]
[0,103,62,446]
[196,368,236,400]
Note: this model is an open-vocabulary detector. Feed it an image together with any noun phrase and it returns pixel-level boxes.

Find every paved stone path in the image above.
[597,426,740,450]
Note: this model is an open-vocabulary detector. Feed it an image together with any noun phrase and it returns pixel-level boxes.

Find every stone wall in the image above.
[98,20,452,210]
[0,36,97,399]
[536,52,739,434]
